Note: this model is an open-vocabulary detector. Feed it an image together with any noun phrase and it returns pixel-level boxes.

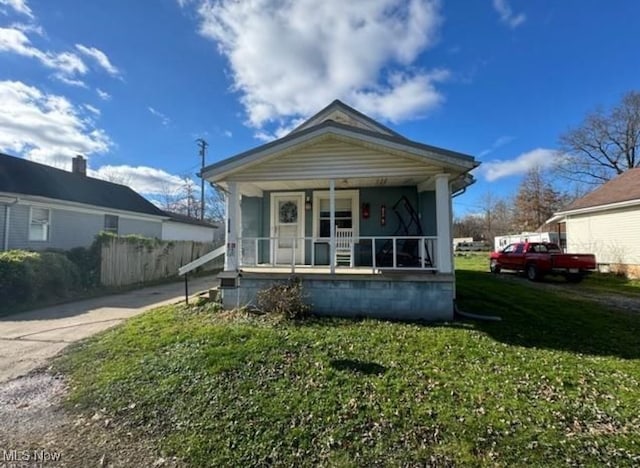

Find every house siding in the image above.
[228,139,439,182]
[119,217,162,238]
[566,206,640,265]
[241,196,263,264]
[6,203,162,251]
[161,221,215,242]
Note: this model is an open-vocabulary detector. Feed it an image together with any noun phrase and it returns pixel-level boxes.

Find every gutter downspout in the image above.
[3,198,19,251]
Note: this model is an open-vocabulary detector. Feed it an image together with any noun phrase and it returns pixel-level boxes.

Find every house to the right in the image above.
[548,168,640,278]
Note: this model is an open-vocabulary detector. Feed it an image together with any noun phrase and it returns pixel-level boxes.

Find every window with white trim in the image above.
[29,207,50,241]
[312,190,359,239]
[104,215,119,234]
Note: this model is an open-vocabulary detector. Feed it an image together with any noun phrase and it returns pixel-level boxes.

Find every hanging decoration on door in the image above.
[279,201,298,223]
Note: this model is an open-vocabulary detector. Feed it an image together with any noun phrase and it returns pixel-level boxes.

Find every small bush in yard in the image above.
[255,276,311,319]
[0,250,80,309]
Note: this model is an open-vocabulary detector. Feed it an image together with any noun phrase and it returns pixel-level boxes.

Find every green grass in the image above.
[55,257,640,466]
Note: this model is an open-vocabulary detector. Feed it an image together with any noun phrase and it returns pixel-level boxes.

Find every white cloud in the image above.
[96,88,111,100]
[75,44,120,77]
[84,104,100,115]
[223,129,232,138]
[492,0,526,29]
[0,80,111,167]
[9,21,44,36]
[148,106,170,126]
[186,0,445,133]
[478,135,514,157]
[0,26,88,84]
[479,148,560,182]
[0,0,33,18]
[89,165,186,195]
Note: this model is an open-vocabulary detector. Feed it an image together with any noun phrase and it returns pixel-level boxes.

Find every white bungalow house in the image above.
[548,168,640,278]
[183,100,479,320]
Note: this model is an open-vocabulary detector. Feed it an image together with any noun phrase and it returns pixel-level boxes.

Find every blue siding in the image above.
[419,191,437,236]
[241,196,263,263]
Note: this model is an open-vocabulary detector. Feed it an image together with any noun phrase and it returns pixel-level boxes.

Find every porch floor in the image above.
[238,265,451,282]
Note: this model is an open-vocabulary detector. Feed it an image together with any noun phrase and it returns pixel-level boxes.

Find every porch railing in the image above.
[237,236,438,274]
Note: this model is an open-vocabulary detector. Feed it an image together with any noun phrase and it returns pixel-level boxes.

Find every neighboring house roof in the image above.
[163,211,218,228]
[566,168,640,211]
[0,153,165,217]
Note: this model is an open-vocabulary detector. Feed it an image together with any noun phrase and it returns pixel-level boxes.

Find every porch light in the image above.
[305,196,312,210]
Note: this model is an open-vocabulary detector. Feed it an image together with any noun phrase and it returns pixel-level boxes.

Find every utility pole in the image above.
[196,138,208,220]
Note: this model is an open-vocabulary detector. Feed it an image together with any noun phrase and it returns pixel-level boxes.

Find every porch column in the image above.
[224,181,240,271]
[329,179,336,275]
[435,174,453,274]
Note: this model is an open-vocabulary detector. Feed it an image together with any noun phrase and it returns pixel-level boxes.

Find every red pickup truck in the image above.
[490,242,596,282]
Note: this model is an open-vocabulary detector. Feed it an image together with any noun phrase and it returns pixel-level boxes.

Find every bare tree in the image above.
[205,183,226,222]
[514,167,566,231]
[559,91,640,187]
[453,192,516,241]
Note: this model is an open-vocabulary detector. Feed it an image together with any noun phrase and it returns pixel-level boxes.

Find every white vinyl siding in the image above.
[228,139,440,181]
[28,207,50,241]
[566,205,640,265]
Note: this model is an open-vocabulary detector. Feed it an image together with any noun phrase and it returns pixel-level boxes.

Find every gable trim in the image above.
[289,99,405,138]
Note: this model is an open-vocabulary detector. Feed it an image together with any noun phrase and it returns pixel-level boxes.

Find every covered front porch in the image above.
[226,175,455,276]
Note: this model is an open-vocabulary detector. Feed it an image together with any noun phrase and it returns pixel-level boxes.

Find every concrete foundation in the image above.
[221,272,454,321]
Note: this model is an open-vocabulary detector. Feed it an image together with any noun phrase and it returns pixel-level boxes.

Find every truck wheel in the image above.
[526,264,541,281]
[490,260,501,274]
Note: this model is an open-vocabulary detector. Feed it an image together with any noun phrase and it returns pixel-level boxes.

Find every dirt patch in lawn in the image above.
[0,370,181,467]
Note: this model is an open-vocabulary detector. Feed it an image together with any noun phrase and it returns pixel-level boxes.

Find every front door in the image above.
[271,193,305,265]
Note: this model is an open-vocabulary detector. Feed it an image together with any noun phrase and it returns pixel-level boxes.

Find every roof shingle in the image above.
[566,168,640,211]
[0,153,165,217]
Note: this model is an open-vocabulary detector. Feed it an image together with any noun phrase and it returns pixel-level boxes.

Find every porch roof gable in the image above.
[202,120,479,183]
[288,99,406,139]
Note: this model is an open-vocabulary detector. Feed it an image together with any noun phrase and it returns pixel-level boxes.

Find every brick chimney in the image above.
[72,155,87,176]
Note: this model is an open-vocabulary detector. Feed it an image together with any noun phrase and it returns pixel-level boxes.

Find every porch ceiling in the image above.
[233,175,438,196]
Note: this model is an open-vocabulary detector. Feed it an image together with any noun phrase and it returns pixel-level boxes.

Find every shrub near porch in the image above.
[56,261,640,466]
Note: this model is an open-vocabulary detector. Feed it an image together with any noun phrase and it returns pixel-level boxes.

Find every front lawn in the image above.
[55,257,640,466]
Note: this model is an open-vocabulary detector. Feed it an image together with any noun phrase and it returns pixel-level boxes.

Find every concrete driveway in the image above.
[0,275,217,383]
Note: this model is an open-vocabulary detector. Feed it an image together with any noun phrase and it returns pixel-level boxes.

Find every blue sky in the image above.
[1,0,638,215]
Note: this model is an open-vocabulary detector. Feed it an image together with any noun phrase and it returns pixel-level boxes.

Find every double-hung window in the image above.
[104,215,119,234]
[312,190,359,239]
[29,207,50,241]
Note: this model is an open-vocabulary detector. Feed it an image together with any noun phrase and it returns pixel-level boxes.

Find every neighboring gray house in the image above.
[0,153,205,251]
[182,100,479,321]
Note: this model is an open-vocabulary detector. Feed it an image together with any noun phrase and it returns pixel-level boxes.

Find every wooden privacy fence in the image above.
[100,237,224,287]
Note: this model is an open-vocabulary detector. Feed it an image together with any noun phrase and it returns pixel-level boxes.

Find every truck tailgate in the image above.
[551,254,596,270]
